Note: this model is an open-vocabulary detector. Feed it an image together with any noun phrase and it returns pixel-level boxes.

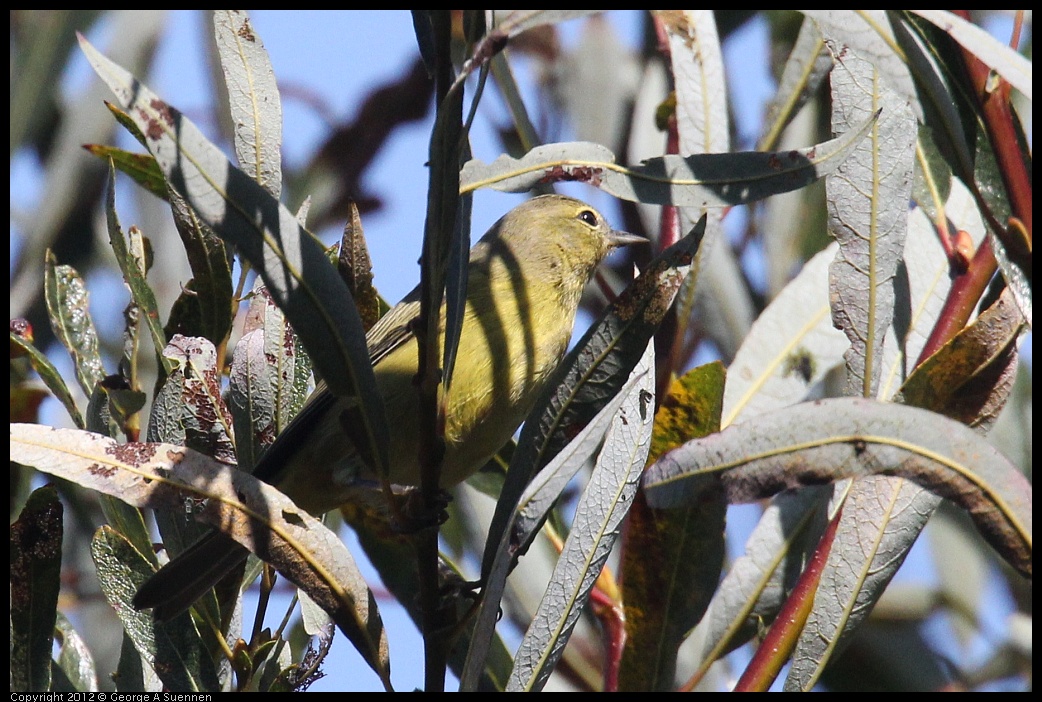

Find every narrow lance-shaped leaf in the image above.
[802,11,921,121]
[10,486,63,693]
[721,242,848,428]
[9,330,84,429]
[888,11,975,190]
[808,37,932,686]
[650,16,741,637]
[105,163,171,375]
[213,10,283,198]
[90,526,219,693]
[801,289,1029,687]
[417,35,465,472]
[230,283,312,472]
[642,397,1032,579]
[758,18,833,152]
[78,33,389,479]
[892,8,1030,337]
[338,201,382,333]
[229,328,278,472]
[460,112,876,208]
[660,9,730,157]
[10,423,392,686]
[687,486,833,683]
[85,144,168,200]
[619,362,728,692]
[785,475,938,691]
[511,363,656,570]
[459,363,646,692]
[441,161,473,393]
[44,252,105,397]
[825,37,916,398]
[910,10,1032,100]
[660,9,750,364]
[409,10,437,75]
[165,184,235,349]
[898,287,1025,430]
[54,612,98,693]
[508,340,655,692]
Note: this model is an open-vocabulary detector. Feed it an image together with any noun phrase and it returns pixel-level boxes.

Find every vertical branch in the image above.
[951,10,1031,258]
[414,9,463,692]
[909,12,1025,369]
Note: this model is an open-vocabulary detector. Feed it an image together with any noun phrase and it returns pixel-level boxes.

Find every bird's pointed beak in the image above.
[606,230,648,248]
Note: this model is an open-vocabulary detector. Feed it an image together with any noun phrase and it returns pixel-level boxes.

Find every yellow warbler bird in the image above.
[133,194,644,619]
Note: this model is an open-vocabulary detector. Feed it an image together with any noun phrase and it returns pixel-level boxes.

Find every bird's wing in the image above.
[249,290,421,484]
[365,295,420,366]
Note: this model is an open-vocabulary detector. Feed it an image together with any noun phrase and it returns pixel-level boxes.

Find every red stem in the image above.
[733,503,844,692]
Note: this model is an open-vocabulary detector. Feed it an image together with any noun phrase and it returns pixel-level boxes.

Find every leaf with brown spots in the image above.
[9,423,390,685]
[78,32,389,483]
[10,486,63,693]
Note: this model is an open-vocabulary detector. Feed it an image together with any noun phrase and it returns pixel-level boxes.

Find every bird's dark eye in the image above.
[577,209,598,227]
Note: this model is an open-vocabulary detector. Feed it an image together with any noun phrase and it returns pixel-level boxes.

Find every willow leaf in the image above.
[78,33,389,479]
[10,423,391,686]
[460,112,876,208]
[643,397,1032,578]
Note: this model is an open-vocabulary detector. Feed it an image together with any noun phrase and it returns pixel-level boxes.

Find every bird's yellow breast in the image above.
[376,252,575,487]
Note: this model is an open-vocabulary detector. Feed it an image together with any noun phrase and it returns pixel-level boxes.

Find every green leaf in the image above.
[420,50,467,401]
[85,144,168,200]
[44,252,106,397]
[91,525,220,692]
[10,486,64,693]
[165,186,235,349]
[105,163,172,375]
[9,331,84,429]
[54,612,99,692]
